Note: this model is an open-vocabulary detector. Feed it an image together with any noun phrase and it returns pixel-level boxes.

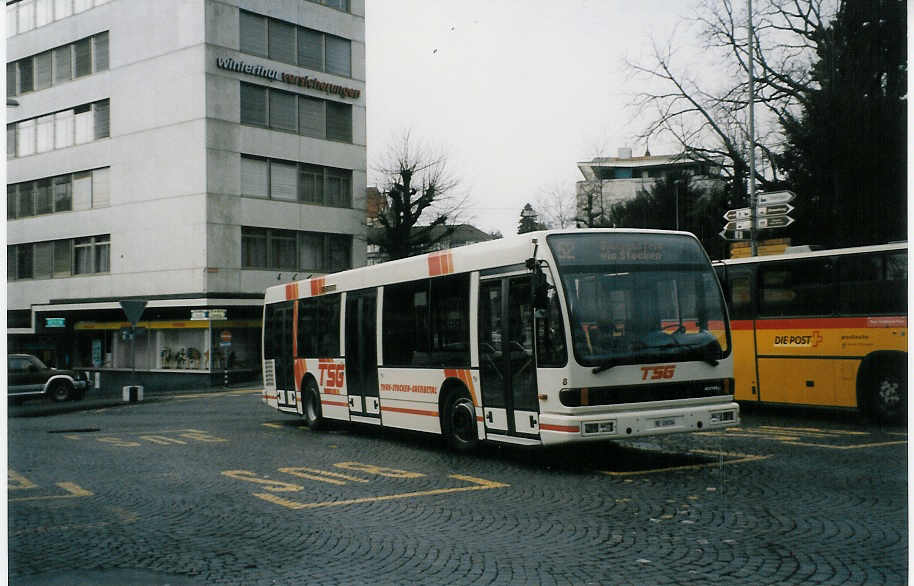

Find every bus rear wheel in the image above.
[302,379,324,430]
[870,369,906,424]
[444,392,478,452]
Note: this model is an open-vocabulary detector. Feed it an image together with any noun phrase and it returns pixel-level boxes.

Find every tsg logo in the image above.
[641,365,676,380]
[773,331,823,348]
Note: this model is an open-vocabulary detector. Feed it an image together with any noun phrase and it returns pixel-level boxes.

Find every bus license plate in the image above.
[654,417,677,428]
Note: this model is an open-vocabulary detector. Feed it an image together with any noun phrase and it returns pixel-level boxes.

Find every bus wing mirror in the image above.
[530,263,551,310]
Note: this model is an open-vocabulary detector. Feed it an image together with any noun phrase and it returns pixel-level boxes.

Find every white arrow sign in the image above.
[758,190,796,206]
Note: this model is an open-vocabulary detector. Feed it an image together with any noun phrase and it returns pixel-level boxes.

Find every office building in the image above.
[7,0,366,388]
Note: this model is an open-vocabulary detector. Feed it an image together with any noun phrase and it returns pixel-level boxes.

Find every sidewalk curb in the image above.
[8,385,263,418]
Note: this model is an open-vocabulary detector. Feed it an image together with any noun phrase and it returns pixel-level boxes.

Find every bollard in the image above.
[122,385,144,402]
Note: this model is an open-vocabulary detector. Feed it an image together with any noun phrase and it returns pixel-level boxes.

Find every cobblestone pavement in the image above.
[7,392,908,585]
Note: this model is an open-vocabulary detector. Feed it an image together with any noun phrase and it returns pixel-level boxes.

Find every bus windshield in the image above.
[548,233,730,372]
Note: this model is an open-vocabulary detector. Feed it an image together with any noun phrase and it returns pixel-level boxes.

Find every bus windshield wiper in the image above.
[592,360,618,374]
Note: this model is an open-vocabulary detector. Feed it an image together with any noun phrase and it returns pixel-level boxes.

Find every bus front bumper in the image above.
[538,401,739,445]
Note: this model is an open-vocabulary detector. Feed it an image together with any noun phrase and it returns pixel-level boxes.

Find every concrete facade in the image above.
[7,0,366,384]
[576,148,724,218]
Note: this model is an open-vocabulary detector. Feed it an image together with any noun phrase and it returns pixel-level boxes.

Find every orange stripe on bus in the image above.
[381,406,439,418]
[293,359,308,392]
[310,278,326,297]
[444,368,479,406]
[427,251,454,276]
[322,399,348,408]
[540,424,580,433]
[285,282,299,301]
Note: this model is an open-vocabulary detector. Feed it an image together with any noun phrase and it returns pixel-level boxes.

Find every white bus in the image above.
[262,229,738,450]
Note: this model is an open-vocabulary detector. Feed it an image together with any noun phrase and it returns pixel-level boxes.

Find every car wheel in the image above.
[49,380,72,402]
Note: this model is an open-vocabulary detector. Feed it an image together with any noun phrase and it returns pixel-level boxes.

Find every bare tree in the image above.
[574,181,612,228]
[371,132,467,260]
[535,181,577,229]
[627,0,836,198]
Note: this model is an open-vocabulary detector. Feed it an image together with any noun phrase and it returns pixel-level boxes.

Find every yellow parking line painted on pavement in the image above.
[10,482,93,502]
[252,474,510,510]
[279,467,371,486]
[757,425,868,437]
[600,451,770,477]
[783,440,907,450]
[262,423,284,429]
[9,470,38,490]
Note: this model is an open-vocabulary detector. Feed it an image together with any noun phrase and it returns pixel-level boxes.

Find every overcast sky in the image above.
[365,0,701,237]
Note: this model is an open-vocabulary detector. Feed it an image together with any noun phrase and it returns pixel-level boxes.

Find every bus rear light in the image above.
[583,420,617,435]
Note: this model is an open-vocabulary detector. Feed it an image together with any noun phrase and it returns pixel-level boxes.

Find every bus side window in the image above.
[263,305,276,359]
[727,274,753,320]
[318,294,342,357]
[760,259,835,317]
[297,298,318,358]
[884,252,908,314]
[838,254,883,315]
[536,282,567,367]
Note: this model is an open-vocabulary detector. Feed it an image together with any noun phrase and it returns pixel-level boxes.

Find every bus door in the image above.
[723,264,760,402]
[271,301,296,409]
[478,275,540,438]
[345,289,380,419]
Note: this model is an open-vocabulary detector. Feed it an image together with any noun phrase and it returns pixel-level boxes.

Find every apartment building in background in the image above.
[576,148,724,221]
[7,0,366,388]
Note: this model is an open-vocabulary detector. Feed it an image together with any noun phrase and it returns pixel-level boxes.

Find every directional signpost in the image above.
[120,299,148,401]
[720,191,797,249]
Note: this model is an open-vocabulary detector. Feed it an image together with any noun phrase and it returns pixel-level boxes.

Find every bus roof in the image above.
[264,228,700,304]
[713,242,907,267]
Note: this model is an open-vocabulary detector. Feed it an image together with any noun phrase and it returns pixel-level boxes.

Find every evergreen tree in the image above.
[777,0,906,247]
[517,203,547,234]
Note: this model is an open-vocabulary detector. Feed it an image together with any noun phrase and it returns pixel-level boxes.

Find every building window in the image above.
[74,234,109,275]
[239,10,352,77]
[242,227,352,273]
[239,10,268,57]
[8,100,109,159]
[8,167,109,219]
[7,234,109,280]
[305,0,350,13]
[8,32,109,97]
[240,155,352,208]
[7,0,111,37]
[240,82,352,142]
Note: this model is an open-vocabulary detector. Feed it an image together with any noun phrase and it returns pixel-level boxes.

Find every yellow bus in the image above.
[713,243,907,421]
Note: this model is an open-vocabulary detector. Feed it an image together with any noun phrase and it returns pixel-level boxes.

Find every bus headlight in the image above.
[582,420,617,435]
[710,410,736,424]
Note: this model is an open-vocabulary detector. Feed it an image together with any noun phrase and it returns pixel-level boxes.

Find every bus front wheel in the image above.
[303,379,324,430]
[443,392,478,452]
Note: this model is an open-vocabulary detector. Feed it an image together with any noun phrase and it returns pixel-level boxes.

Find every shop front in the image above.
[28,300,264,393]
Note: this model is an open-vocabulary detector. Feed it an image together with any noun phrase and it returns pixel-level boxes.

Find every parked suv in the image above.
[8,354,89,402]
